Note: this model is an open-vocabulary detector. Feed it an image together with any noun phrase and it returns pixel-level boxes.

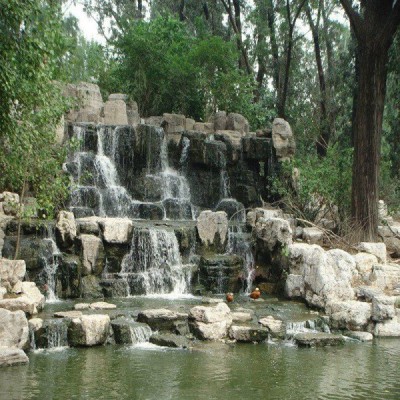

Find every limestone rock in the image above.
[294,332,345,347]
[226,113,249,134]
[150,333,190,348]
[0,191,20,216]
[258,316,283,334]
[78,234,104,276]
[111,319,152,345]
[0,259,26,292]
[54,311,83,319]
[383,237,400,258]
[228,325,269,342]
[326,300,371,330]
[272,118,296,161]
[0,348,29,367]
[137,309,189,335]
[103,98,128,125]
[197,210,228,247]
[358,242,387,264]
[372,295,396,322]
[68,314,111,346]
[99,218,133,244]
[254,217,292,252]
[0,308,29,349]
[65,82,103,123]
[189,302,232,340]
[0,294,42,315]
[162,113,186,134]
[55,211,77,248]
[344,331,373,342]
[212,111,227,130]
[374,316,400,337]
[302,227,324,245]
[369,264,400,290]
[193,122,214,133]
[246,208,283,228]
[21,282,45,312]
[353,253,378,282]
[74,303,90,311]
[0,287,6,300]
[90,301,116,310]
[185,118,195,131]
[285,244,356,308]
[232,312,253,322]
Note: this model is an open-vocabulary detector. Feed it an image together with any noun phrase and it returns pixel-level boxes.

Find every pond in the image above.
[2,296,400,400]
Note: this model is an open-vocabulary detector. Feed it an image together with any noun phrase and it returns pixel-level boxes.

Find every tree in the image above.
[0,0,69,218]
[339,0,400,240]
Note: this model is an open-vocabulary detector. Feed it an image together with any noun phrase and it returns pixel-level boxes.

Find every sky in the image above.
[62,2,105,44]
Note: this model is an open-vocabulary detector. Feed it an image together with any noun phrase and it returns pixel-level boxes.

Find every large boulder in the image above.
[189,302,232,340]
[226,113,249,134]
[285,244,357,308]
[111,319,152,345]
[103,96,128,125]
[99,218,133,244]
[374,316,400,337]
[358,242,387,264]
[325,300,371,330]
[272,118,296,161]
[137,309,189,335]
[254,217,292,252]
[212,111,227,130]
[55,211,77,248]
[371,295,396,322]
[65,82,103,123]
[0,191,20,216]
[77,234,105,276]
[0,308,29,349]
[294,332,345,347]
[369,264,400,290]
[0,348,29,367]
[197,210,228,249]
[0,259,26,293]
[228,325,269,342]
[68,314,111,346]
[150,333,191,349]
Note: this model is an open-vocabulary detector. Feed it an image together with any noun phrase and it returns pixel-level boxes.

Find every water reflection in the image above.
[2,340,400,400]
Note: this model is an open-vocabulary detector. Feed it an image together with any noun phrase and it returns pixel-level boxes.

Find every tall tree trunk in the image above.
[339,0,400,240]
[351,45,388,240]
[266,0,280,103]
[306,2,331,156]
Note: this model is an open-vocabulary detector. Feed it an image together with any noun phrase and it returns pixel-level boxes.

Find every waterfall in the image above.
[129,324,152,344]
[45,320,69,349]
[220,169,231,199]
[121,227,192,295]
[285,318,331,340]
[38,237,61,302]
[226,224,255,294]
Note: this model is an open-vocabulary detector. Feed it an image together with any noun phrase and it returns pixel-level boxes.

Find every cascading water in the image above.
[226,223,255,294]
[37,227,61,303]
[121,226,192,296]
[129,323,152,344]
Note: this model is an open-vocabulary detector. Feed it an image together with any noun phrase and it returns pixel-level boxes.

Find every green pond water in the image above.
[1,296,400,400]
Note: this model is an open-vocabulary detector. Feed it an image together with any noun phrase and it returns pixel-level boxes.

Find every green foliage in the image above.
[113,16,257,121]
[0,0,70,218]
[269,145,353,225]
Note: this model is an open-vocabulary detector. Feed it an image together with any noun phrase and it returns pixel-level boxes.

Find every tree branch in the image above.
[338,0,364,39]
[379,1,400,44]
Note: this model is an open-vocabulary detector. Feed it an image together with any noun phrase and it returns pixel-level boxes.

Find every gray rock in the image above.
[232,312,253,322]
[374,316,400,337]
[189,302,232,340]
[197,210,228,248]
[0,308,29,349]
[254,217,292,252]
[111,319,151,344]
[150,333,190,348]
[137,309,189,335]
[272,118,295,161]
[226,113,249,134]
[344,331,373,342]
[358,242,387,264]
[54,311,83,319]
[90,301,116,310]
[77,234,104,276]
[55,211,77,249]
[0,259,26,292]
[228,325,269,342]
[103,99,128,125]
[326,300,371,331]
[372,295,396,322]
[302,227,324,245]
[258,316,283,334]
[68,314,111,346]
[99,218,133,244]
[294,332,345,347]
[0,348,29,367]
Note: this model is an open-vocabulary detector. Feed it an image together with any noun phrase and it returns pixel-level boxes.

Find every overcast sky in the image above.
[63,2,105,44]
